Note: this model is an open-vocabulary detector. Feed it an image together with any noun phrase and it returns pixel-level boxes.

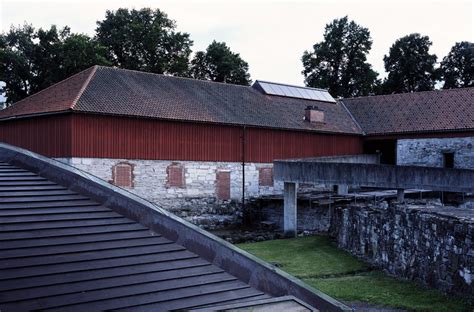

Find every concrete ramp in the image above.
[275,156,474,193]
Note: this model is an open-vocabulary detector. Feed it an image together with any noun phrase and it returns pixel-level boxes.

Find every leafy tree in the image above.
[96,8,192,76]
[440,41,473,89]
[59,33,110,78]
[301,16,378,98]
[382,33,438,93]
[0,24,109,105]
[0,24,37,104]
[189,41,251,85]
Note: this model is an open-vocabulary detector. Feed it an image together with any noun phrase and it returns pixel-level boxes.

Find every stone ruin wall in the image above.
[330,203,473,300]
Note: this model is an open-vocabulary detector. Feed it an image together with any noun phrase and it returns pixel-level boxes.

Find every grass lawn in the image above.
[237,236,471,312]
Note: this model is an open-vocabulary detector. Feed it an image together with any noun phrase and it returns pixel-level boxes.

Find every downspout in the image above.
[241,125,247,225]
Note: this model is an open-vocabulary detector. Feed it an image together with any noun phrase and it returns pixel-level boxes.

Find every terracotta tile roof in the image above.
[0,67,96,118]
[0,66,362,135]
[342,88,474,135]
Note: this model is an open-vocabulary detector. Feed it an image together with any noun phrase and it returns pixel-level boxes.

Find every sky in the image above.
[0,0,473,86]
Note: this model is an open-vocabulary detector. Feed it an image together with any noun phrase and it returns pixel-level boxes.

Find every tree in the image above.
[440,41,473,89]
[0,24,110,105]
[59,33,110,79]
[189,41,251,85]
[301,16,378,98]
[0,24,37,104]
[96,8,192,76]
[382,33,438,93]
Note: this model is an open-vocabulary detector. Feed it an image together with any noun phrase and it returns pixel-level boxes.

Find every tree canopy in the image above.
[440,41,473,89]
[1,9,472,106]
[302,16,379,98]
[96,8,192,76]
[382,33,438,93]
[0,24,109,105]
[189,41,251,85]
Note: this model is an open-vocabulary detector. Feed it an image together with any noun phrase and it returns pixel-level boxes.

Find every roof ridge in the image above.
[71,65,98,110]
[343,87,474,101]
[339,100,365,134]
[94,65,253,89]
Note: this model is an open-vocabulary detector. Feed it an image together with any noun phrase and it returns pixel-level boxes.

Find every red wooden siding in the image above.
[216,171,231,200]
[71,114,363,162]
[112,162,134,188]
[0,114,72,157]
[245,127,362,162]
[259,167,274,187]
[167,163,185,188]
[0,113,363,162]
[71,114,242,161]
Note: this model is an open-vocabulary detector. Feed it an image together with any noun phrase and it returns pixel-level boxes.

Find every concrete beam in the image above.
[274,158,474,193]
[298,154,380,164]
[336,184,349,195]
[284,182,298,238]
[397,189,405,203]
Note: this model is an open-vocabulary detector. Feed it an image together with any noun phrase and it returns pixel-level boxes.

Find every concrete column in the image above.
[284,182,297,238]
[336,184,349,195]
[397,189,405,203]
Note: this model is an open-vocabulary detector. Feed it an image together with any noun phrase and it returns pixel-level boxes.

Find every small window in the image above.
[259,167,273,187]
[443,152,454,169]
[167,163,185,188]
[112,163,133,188]
[216,171,231,200]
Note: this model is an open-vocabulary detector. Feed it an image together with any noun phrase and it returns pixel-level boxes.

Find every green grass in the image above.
[239,235,368,278]
[237,236,472,312]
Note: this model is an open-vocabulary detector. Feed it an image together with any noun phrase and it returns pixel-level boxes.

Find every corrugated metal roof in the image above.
[0,161,273,311]
[341,88,474,135]
[0,66,361,135]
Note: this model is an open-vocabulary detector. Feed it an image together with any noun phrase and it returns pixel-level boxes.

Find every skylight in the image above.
[253,80,336,103]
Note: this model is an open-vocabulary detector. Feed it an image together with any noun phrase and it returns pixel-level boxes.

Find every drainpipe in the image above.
[241,126,247,225]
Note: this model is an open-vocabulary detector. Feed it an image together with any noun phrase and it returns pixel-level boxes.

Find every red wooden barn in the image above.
[1,65,472,227]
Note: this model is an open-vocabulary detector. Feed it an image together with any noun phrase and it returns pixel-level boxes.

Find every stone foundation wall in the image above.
[397,136,474,169]
[56,157,284,228]
[249,196,333,232]
[330,203,474,299]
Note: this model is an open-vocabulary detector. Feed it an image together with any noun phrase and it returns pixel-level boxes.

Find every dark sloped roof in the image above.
[341,88,474,135]
[0,66,362,135]
[0,162,273,311]
[0,142,350,311]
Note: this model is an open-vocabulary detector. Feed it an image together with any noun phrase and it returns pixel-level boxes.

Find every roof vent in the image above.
[305,106,325,123]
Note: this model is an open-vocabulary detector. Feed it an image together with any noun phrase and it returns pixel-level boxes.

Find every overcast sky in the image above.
[0,0,473,86]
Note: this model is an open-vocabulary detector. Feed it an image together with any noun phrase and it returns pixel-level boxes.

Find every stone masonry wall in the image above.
[56,157,284,229]
[248,196,333,232]
[330,203,474,299]
[397,136,474,169]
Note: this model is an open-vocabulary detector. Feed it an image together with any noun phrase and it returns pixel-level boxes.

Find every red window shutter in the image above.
[167,164,185,187]
[216,171,231,200]
[113,163,133,187]
[259,167,273,187]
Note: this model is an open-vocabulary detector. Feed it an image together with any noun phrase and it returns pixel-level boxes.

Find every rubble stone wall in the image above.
[397,136,474,169]
[330,204,474,299]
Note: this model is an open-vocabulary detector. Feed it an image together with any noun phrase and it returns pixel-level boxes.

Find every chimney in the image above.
[304,105,325,123]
